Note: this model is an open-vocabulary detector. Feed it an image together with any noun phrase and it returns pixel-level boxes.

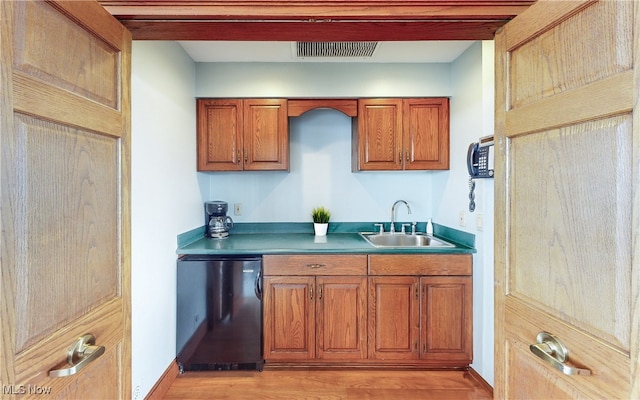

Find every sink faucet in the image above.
[390,200,412,233]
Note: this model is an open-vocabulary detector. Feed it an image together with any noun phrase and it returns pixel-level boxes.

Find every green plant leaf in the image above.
[311,206,331,223]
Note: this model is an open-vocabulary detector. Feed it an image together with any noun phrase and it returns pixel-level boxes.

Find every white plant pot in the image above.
[314,223,328,236]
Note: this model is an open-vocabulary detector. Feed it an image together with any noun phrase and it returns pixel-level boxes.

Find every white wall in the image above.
[196,62,451,222]
[130,42,201,399]
[196,62,451,98]
[434,41,495,385]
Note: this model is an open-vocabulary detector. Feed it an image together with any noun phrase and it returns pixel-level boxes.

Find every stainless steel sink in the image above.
[359,232,455,248]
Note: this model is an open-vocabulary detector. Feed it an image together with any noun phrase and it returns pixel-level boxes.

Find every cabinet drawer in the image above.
[368,254,472,276]
[264,255,367,275]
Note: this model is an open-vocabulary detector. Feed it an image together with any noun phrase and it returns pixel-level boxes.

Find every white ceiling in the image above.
[179,41,476,63]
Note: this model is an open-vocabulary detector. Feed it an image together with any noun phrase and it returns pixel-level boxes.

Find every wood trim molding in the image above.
[288,99,358,117]
[467,367,493,397]
[99,1,535,20]
[97,1,535,40]
[144,360,180,400]
[117,20,509,41]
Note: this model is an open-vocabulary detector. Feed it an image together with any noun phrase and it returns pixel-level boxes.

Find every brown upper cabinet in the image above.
[353,98,450,171]
[197,98,289,171]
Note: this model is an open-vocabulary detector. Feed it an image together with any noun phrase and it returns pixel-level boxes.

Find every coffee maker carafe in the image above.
[204,201,234,239]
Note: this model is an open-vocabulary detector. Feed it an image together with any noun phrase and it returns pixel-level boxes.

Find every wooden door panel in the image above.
[368,276,419,360]
[408,104,440,161]
[509,115,632,351]
[506,340,592,400]
[15,299,123,386]
[421,277,472,362]
[355,99,403,171]
[495,0,637,398]
[11,114,120,353]
[507,1,633,110]
[316,276,367,360]
[506,301,630,398]
[403,98,449,170]
[1,1,131,397]
[197,99,243,171]
[243,99,288,170]
[263,276,315,360]
[13,1,120,109]
[51,346,121,399]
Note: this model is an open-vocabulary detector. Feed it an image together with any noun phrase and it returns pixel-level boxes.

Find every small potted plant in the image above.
[311,206,331,236]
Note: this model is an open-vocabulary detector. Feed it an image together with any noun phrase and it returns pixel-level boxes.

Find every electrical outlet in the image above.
[234,203,242,216]
[458,211,466,227]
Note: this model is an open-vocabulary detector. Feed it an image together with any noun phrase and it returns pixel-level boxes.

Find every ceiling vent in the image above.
[296,41,378,58]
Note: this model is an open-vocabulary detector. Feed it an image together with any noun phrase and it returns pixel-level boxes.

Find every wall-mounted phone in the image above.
[467,136,494,212]
[467,136,494,179]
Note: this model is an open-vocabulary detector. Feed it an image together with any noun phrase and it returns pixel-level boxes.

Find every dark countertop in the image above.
[177,222,475,256]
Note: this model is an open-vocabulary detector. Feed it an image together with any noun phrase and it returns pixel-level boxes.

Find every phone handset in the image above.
[467,142,480,178]
[467,142,478,212]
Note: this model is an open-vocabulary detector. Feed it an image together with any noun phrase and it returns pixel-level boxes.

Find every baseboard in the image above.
[467,367,494,397]
[145,360,180,400]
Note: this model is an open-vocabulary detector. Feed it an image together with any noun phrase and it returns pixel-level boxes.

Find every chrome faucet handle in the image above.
[401,223,411,233]
[411,222,417,235]
[374,223,384,234]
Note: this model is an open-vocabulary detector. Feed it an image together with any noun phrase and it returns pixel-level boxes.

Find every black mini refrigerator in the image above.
[176,255,263,371]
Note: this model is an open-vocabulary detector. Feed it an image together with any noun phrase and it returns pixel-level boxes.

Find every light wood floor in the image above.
[163,368,493,400]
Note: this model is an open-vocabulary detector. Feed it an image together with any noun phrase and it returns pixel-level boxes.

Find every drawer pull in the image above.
[306,263,326,269]
[530,332,591,376]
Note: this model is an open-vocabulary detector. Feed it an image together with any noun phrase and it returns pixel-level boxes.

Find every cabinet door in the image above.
[263,276,315,360]
[354,98,403,171]
[316,276,367,360]
[243,99,289,170]
[197,99,243,171]
[420,276,472,363]
[403,98,449,170]
[368,277,420,360]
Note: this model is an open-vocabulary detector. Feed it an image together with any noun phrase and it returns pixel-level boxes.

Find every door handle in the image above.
[529,332,591,376]
[49,334,105,378]
[254,269,263,300]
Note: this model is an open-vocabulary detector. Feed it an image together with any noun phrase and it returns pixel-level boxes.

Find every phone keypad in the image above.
[476,147,494,177]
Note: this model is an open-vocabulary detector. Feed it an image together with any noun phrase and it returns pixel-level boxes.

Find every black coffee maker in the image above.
[204,201,234,239]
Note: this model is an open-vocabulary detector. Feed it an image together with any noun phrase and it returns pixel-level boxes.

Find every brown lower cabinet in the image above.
[369,275,472,364]
[263,253,472,367]
[263,255,368,362]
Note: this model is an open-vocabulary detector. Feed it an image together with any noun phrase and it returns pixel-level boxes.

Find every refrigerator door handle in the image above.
[255,269,262,300]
